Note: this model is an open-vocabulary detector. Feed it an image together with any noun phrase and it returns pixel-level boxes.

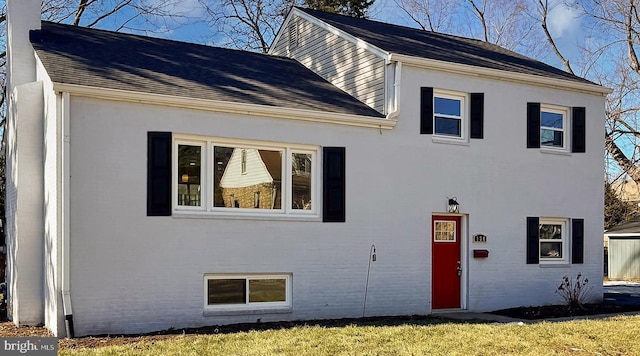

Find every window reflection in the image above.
[540,110,565,148]
[539,222,564,259]
[177,145,201,206]
[207,279,246,304]
[292,153,312,210]
[216,147,282,209]
[433,95,463,137]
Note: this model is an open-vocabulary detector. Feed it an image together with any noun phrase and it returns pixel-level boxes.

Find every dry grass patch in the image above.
[59,315,640,355]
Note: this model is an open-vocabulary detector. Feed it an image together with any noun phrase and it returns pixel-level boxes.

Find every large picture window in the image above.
[205,274,291,309]
[175,136,318,216]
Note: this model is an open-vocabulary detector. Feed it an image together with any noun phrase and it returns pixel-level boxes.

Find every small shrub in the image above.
[556,273,591,311]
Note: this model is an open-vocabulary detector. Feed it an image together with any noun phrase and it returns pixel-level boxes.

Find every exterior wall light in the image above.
[448,197,459,214]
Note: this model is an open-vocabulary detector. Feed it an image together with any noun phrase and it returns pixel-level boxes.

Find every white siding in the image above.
[63,64,604,335]
[608,237,640,279]
[220,148,274,188]
[271,15,386,113]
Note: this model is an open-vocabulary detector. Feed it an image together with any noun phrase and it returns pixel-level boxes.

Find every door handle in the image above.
[456,261,462,277]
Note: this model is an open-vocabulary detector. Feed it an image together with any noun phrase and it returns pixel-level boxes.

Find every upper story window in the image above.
[175,136,318,216]
[421,87,484,141]
[434,91,465,139]
[540,106,567,149]
[527,103,584,153]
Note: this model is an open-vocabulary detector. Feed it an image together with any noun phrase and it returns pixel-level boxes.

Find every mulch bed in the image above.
[490,303,640,320]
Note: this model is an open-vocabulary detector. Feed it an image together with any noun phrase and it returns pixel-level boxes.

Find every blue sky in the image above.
[75,0,587,70]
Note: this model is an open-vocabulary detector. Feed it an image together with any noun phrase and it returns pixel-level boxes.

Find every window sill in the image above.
[540,148,571,156]
[173,211,321,222]
[203,307,293,317]
[539,262,570,268]
[432,137,470,146]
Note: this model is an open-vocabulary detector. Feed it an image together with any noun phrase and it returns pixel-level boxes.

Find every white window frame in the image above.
[539,218,569,264]
[433,90,467,142]
[540,105,568,151]
[204,274,292,310]
[173,135,319,218]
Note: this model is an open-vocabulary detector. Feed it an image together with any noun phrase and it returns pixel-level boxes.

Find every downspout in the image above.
[61,91,74,337]
[385,61,402,121]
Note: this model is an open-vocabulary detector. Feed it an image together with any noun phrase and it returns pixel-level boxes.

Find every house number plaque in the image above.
[473,234,487,243]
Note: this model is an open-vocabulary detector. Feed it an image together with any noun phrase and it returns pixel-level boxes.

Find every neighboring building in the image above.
[5,0,610,337]
[611,180,640,207]
[604,218,640,279]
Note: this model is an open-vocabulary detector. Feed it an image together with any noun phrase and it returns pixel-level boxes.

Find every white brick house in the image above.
[5,0,610,337]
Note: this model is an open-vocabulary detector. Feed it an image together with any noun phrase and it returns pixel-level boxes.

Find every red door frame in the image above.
[432,215,462,309]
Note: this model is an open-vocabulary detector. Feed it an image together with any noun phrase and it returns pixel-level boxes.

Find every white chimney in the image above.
[6,0,42,96]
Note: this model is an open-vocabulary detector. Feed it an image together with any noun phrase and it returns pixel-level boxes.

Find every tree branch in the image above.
[537,0,574,74]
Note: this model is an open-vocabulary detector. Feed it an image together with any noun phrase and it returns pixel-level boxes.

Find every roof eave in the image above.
[390,53,612,96]
[52,82,394,129]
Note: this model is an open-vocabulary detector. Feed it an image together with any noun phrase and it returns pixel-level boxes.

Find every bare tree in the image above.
[571,0,640,185]
[394,0,460,32]
[198,0,375,53]
[0,0,197,128]
[198,0,292,53]
[536,0,574,74]
[465,0,541,53]
[396,0,545,56]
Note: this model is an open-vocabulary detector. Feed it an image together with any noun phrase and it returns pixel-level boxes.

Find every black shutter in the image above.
[572,107,586,153]
[572,218,584,264]
[147,132,172,216]
[470,93,484,139]
[323,147,345,222]
[527,103,541,148]
[420,87,434,134]
[526,217,539,264]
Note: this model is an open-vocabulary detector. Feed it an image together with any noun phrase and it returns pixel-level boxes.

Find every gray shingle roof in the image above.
[30,22,384,118]
[607,217,640,234]
[298,7,594,85]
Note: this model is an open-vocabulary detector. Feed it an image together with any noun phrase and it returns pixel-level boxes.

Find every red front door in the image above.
[432,215,461,309]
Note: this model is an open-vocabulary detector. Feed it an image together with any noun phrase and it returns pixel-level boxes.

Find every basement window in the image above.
[205,274,291,310]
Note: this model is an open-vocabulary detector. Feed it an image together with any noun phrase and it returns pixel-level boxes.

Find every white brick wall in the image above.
[39,62,64,336]
[5,81,45,326]
[60,64,604,335]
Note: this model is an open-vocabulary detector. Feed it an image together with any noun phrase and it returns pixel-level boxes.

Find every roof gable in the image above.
[30,22,383,118]
[296,7,594,85]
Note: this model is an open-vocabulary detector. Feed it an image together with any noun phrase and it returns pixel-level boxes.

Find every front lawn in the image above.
[59,315,640,355]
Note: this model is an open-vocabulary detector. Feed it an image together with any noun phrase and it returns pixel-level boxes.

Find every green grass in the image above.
[59,315,640,355]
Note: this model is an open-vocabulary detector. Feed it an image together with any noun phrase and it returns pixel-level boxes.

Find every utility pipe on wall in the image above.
[385,61,401,121]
